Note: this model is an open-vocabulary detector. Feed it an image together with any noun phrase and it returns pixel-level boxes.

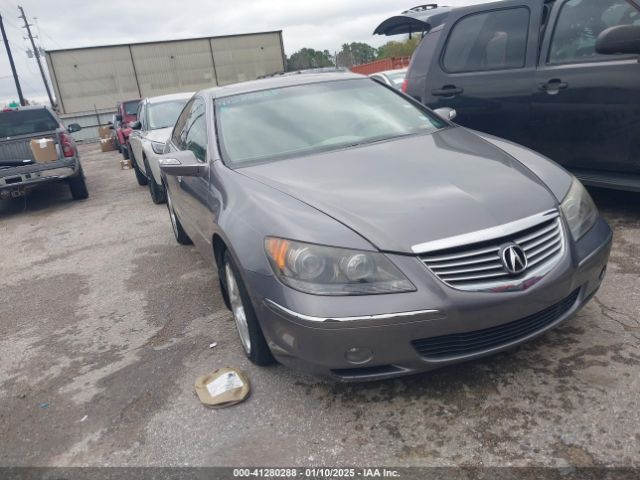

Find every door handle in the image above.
[540,79,569,93]
[431,86,464,97]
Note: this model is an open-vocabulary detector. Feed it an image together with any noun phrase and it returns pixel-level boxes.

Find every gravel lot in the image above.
[1,144,639,467]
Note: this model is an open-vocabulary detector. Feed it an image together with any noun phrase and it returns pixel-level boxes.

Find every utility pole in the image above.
[18,5,54,108]
[0,14,26,106]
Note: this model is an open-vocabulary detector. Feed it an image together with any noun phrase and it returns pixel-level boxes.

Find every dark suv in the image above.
[375,0,640,191]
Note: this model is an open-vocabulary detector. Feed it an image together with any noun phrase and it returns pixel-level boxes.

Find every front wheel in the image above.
[166,189,192,245]
[222,251,274,366]
[145,158,166,204]
[133,159,148,186]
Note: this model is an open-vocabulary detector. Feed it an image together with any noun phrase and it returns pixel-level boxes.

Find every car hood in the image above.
[238,127,558,254]
[146,127,172,143]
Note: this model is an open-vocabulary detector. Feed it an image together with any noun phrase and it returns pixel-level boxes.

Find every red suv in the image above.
[114,99,141,160]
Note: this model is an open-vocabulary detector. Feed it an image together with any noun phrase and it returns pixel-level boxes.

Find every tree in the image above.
[287,48,334,71]
[377,36,422,60]
[337,42,378,67]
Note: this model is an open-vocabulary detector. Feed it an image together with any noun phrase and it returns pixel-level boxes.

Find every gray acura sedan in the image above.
[159,72,612,381]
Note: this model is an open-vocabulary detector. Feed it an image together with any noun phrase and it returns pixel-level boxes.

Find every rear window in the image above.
[124,101,140,115]
[0,109,59,138]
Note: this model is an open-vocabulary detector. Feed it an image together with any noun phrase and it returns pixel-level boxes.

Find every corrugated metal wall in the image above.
[131,39,216,97]
[46,31,285,114]
[46,46,140,114]
[211,32,285,85]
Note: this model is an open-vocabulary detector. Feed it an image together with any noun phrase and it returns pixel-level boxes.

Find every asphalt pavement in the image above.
[0,144,639,467]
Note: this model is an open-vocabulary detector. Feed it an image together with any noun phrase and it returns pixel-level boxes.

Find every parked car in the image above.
[128,93,193,203]
[0,105,88,201]
[375,0,640,192]
[157,73,612,381]
[108,114,121,152]
[114,99,141,160]
[369,68,408,89]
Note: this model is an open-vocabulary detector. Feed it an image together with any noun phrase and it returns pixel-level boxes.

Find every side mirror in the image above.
[433,107,457,121]
[115,114,123,122]
[130,121,142,130]
[159,150,206,177]
[67,123,82,133]
[596,25,640,55]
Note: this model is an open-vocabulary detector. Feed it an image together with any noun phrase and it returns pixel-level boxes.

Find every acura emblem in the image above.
[501,244,528,275]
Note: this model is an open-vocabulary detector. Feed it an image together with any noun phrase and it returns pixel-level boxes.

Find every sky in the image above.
[0,0,490,105]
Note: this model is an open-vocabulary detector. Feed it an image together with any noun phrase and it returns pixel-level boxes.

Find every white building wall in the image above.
[46,31,285,114]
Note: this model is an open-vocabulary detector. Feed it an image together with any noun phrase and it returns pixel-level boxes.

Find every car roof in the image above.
[200,72,365,99]
[145,92,194,104]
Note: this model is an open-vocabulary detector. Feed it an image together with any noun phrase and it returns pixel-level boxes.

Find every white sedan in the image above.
[128,92,193,204]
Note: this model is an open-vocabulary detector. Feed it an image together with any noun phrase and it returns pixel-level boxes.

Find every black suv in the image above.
[375,0,640,191]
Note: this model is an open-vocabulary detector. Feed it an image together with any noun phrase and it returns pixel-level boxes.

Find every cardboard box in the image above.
[100,137,115,152]
[98,126,112,139]
[30,138,58,163]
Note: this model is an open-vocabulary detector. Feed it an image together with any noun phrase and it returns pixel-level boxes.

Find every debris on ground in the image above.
[194,367,250,409]
[208,342,217,349]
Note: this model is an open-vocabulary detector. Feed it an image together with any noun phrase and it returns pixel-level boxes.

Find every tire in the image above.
[68,166,89,200]
[133,157,148,186]
[144,157,166,204]
[223,251,274,366]
[166,189,192,245]
[122,142,130,160]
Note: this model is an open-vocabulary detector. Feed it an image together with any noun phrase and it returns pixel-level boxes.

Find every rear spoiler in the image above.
[373,4,452,36]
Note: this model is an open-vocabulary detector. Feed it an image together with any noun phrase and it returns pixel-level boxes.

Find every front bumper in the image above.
[249,218,612,381]
[0,158,79,193]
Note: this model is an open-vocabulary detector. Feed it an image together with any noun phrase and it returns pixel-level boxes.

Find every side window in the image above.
[442,8,530,73]
[183,100,208,162]
[171,99,194,149]
[549,0,640,63]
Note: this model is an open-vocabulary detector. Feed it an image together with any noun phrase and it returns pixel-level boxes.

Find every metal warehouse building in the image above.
[45,30,286,118]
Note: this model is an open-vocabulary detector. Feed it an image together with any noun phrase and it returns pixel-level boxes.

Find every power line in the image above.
[18,5,53,106]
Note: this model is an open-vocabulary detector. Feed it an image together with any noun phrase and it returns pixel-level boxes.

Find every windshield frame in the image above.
[214,78,450,169]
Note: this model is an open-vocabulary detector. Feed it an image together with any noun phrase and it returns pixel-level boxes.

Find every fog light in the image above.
[599,265,607,282]
[345,347,373,365]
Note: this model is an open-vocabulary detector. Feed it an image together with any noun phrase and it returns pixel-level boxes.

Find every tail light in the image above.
[401,79,408,93]
[59,132,75,158]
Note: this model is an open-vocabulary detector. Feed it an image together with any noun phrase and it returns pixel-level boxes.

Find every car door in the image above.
[422,2,543,148]
[173,97,213,255]
[531,0,640,173]
[129,101,145,169]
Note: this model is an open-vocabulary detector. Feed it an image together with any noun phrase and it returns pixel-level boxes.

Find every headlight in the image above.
[151,141,166,155]
[264,237,415,295]
[560,178,598,240]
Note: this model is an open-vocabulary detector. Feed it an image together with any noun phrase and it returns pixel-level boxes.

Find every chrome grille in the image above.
[419,212,564,291]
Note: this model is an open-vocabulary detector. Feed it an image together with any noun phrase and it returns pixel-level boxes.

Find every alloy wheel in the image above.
[224,263,251,354]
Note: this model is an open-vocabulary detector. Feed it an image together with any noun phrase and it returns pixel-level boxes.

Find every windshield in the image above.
[124,100,140,116]
[216,79,445,166]
[147,100,189,130]
[0,109,59,138]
